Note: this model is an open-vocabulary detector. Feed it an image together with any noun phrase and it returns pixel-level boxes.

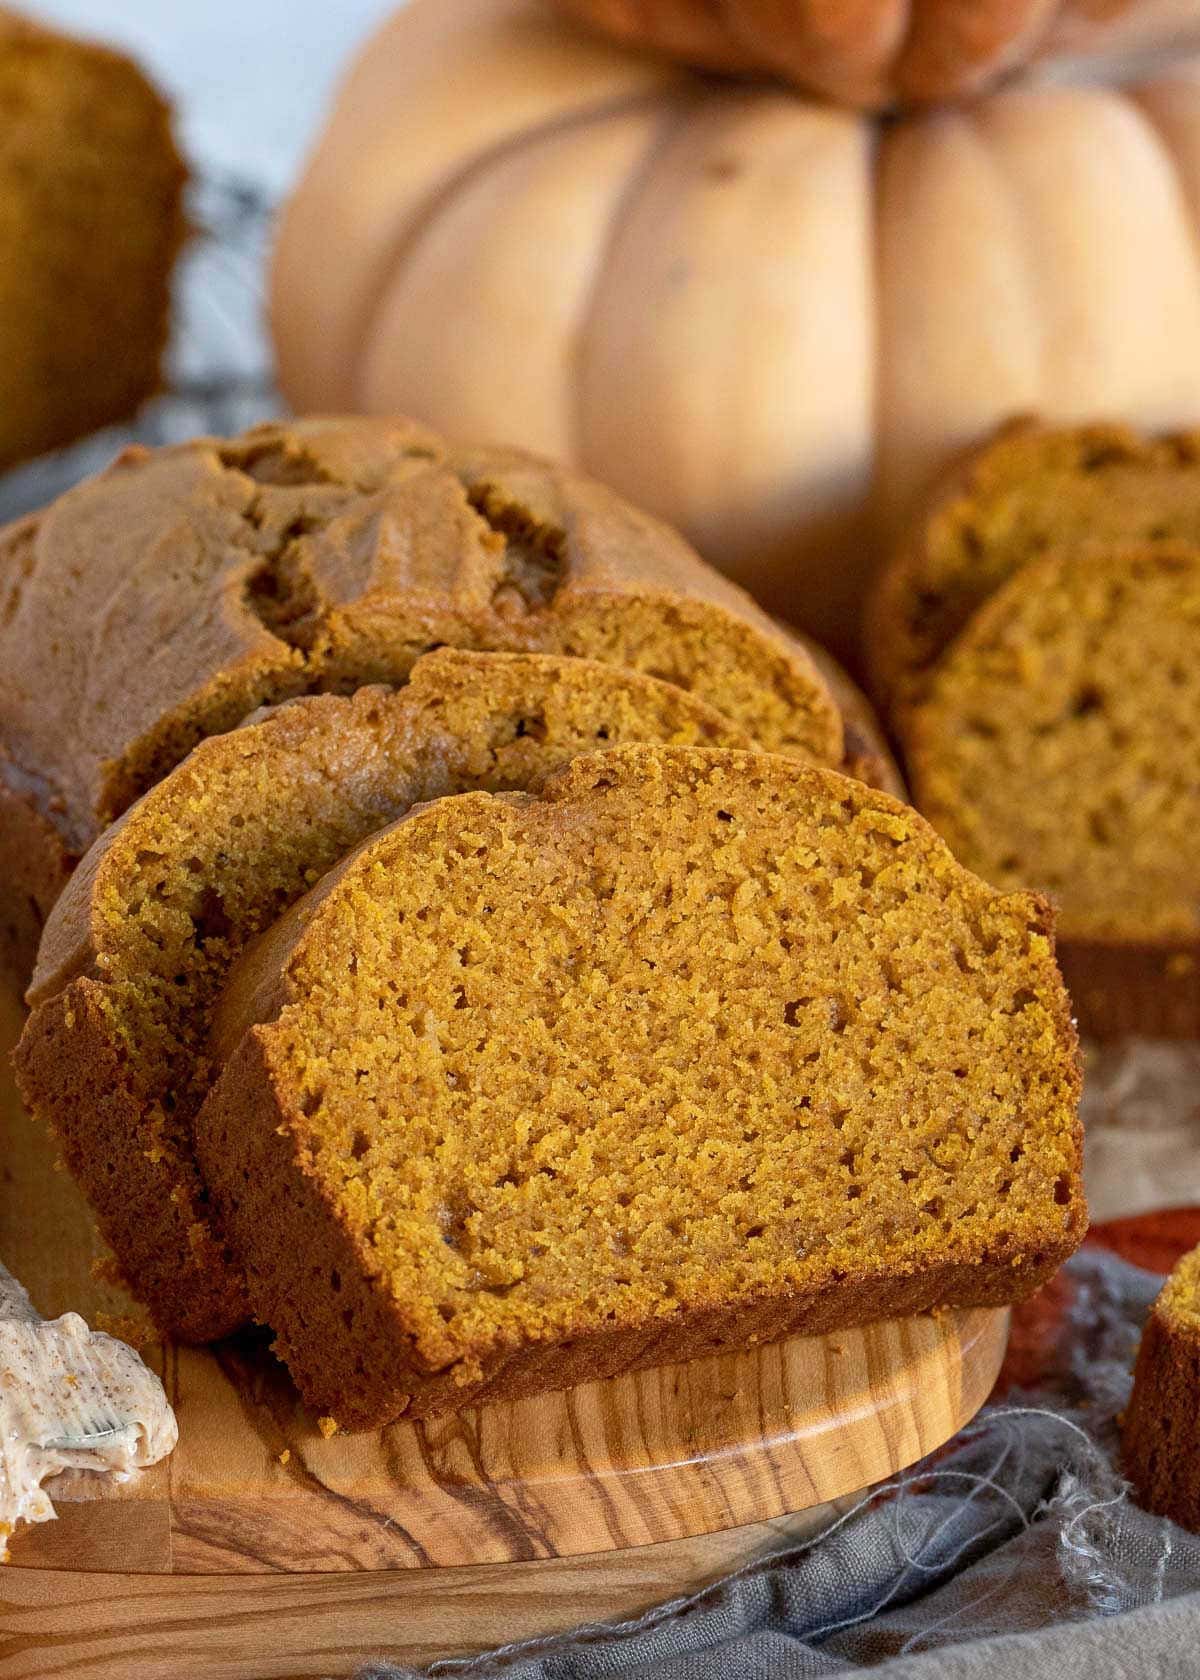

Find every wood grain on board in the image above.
[4,1504,859,1680]
[0,983,1007,1576]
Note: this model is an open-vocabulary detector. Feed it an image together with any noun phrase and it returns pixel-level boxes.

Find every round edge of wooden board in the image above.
[14,1303,1008,1575]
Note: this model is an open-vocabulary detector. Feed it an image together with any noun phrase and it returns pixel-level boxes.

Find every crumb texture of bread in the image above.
[195,744,1085,1429]
[0,8,186,468]
[867,421,1200,718]
[907,544,1200,947]
[15,651,751,1340]
[868,421,1200,1040]
[1124,1246,1200,1532]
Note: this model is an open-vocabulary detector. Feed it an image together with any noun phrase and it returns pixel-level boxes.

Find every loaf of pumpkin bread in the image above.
[0,9,185,469]
[0,416,853,990]
[195,745,1085,1428]
[868,421,1200,1039]
[17,651,750,1340]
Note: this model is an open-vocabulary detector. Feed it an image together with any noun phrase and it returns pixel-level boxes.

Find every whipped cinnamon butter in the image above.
[0,1263,177,1556]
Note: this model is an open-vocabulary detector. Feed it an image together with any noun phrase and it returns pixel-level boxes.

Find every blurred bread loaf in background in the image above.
[0,7,186,470]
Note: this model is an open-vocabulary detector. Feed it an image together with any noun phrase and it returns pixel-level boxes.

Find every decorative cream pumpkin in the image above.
[554,0,1200,108]
[272,0,1200,656]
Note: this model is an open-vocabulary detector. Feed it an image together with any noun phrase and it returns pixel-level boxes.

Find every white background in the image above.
[23,0,396,194]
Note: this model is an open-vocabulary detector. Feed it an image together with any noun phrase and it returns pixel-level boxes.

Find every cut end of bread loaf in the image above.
[196,744,1085,1430]
[870,421,1200,1039]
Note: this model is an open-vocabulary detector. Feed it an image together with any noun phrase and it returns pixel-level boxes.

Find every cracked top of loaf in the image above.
[0,415,842,859]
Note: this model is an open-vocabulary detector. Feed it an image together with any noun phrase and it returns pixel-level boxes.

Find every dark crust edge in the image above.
[196,1028,1085,1433]
[14,977,250,1342]
[1123,1297,1200,1532]
[1057,937,1200,1043]
[790,629,906,799]
[0,766,75,997]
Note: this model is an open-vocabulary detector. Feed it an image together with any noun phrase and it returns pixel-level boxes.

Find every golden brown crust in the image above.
[1123,1259,1200,1530]
[15,651,753,1341]
[195,744,1084,1428]
[0,415,849,1002]
[0,416,840,854]
[16,978,250,1340]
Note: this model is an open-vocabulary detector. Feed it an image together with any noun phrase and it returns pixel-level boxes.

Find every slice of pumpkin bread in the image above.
[196,745,1085,1429]
[904,544,1200,1039]
[1123,1245,1200,1532]
[0,415,842,986]
[867,420,1200,719]
[16,651,748,1341]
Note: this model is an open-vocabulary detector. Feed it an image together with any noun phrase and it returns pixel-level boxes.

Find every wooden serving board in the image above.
[0,983,1008,1674]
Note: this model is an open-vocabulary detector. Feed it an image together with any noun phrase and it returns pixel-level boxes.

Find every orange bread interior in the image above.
[906,544,1200,950]
[196,745,1085,1428]
[16,651,748,1340]
[868,421,1200,718]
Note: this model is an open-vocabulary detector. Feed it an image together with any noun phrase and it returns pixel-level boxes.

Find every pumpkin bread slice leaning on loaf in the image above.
[0,414,843,987]
[16,650,750,1341]
[196,744,1086,1429]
